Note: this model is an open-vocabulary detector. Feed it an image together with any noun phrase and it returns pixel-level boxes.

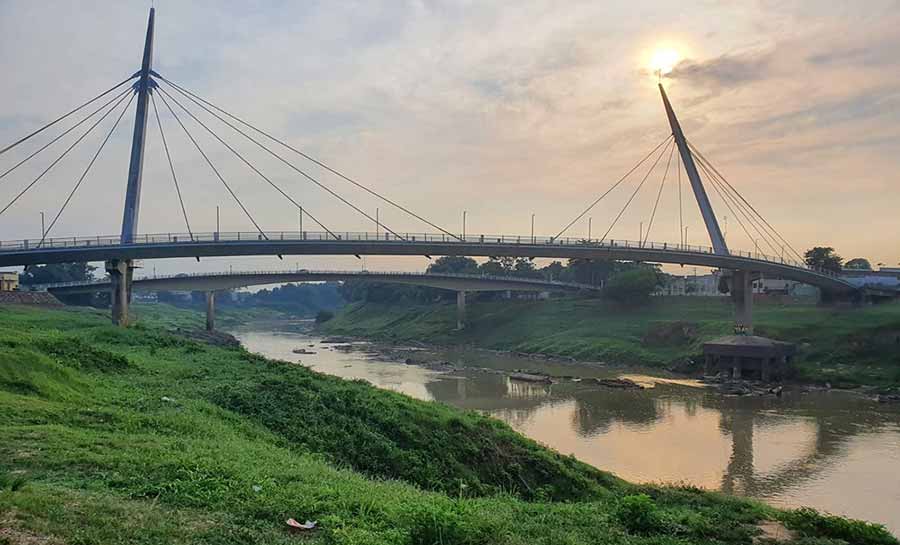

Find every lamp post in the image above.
[639,221,643,247]
[462,210,467,239]
[375,207,380,238]
[684,226,688,248]
[40,211,45,238]
[588,217,592,241]
[531,213,535,243]
[216,205,220,234]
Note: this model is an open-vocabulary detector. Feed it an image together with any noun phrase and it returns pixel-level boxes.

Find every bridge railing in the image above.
[0,230,840,279]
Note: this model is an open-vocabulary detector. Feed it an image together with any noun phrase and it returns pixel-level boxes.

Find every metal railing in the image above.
[0,230,840,279]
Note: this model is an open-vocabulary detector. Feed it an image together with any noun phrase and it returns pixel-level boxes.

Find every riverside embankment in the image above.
[2,303,898,544]
[322,296,900,389]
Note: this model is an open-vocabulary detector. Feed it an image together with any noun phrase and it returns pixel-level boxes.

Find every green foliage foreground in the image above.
[0,305,896,544]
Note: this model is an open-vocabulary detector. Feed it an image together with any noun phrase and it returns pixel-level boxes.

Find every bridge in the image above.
[37,268,598,331]
[0,8,868,331]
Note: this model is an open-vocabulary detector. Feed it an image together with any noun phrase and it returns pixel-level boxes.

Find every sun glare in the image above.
[650,47,680,76]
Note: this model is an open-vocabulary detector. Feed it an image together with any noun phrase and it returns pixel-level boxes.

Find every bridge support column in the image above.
[732,270,753,334]
[205,291,215,332]
[106,259,133,326]
[456,290,467,331]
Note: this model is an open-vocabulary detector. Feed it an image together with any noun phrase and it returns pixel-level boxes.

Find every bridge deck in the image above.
[1,231,854,293]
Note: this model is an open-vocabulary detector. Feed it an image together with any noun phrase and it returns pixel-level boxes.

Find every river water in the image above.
[233,322,900,534]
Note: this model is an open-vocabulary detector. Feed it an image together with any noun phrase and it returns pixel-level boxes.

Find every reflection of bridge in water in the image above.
[421,369,899,498]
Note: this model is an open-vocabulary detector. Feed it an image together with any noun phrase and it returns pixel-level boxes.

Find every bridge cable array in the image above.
[158,76,461,241]
[39,93,137,247]
[0,89,134,219]
[553,134,674,241]
[154,88,270,240]
[688,141,804,263]
[599,138,675,243]
[642,141,677,247]
[0,75,136,157]
[150,93,194,241]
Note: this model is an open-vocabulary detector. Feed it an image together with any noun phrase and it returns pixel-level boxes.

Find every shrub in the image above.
[616,494,667,534]
[783,507,898,545]
[315,310,335,323]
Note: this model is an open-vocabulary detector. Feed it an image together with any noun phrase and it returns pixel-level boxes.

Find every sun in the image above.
[650,47,680,77]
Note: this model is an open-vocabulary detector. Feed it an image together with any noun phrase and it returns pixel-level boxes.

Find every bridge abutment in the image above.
[456,290,467,330]
[106,259,133,326]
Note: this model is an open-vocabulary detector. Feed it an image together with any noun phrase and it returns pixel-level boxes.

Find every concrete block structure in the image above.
[0,271,19,292]
[703,335,796,382]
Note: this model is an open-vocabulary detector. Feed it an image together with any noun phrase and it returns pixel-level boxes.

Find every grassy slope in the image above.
[0,305,896,544]
[323,296,900,387]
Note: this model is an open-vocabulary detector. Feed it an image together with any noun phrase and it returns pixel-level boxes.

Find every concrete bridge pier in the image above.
[106,259,133,326]
[731,270,753,334]
[205,291,216,332]
[456,290,467,330]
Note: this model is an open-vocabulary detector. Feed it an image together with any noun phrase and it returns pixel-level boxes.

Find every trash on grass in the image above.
[286,518,317,531]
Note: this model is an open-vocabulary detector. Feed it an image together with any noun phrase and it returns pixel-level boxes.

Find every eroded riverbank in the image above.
[233,320,900,535]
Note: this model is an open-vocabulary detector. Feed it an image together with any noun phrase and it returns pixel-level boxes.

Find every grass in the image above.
[323,296,900,387]
[0,303,896,544]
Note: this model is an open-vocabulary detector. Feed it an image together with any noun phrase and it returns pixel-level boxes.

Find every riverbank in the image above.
[322,296,900,389]
[2,304,896,544]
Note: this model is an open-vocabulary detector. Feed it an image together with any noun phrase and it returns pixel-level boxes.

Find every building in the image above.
[0,271,19,292]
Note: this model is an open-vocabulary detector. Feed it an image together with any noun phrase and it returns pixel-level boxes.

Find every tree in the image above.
[19,262,97,285]
[844,258,872,270]
[427,256,478,275]
[604,268,661,305]
[19,262,100,306]
[804,247,843,273]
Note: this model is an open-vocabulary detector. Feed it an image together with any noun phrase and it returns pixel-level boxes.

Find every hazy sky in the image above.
[1,0,898,275]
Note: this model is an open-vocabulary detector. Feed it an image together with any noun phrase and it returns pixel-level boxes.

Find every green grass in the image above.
[0,304,896,544]
[323,296,900,387]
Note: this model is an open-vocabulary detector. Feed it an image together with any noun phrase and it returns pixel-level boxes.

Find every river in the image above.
[233,321,900,534]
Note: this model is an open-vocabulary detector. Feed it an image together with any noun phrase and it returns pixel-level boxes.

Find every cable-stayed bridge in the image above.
[0,9,868,329]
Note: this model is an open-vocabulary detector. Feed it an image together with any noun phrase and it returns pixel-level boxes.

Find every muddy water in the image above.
[233,324,900,534]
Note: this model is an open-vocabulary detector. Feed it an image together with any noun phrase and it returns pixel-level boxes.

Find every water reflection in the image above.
[234,326,900,535]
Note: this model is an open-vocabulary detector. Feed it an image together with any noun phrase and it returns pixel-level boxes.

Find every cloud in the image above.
[667,51,773,90]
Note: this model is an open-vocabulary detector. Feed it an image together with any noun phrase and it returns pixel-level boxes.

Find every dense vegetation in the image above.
[324,296,900,388]
[2,304,895,543]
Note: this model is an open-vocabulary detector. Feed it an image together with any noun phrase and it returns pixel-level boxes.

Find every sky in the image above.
[0,0,898,276]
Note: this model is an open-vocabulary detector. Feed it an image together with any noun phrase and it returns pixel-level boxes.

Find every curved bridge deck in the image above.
[1,230,855,293]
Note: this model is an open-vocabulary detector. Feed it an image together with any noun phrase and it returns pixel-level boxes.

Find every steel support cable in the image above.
[677,152,683,247]
[156,88,339,239]
[0,90,132,218]
[688,140,804,262]
[150,94,194,240]
[1,87,133,184]
[695,157,763,255]
[159,77,458,241]
[553,134,673,241]
[690,143,785,256]
[706,166,783,258]
[600,138,674,243]
[39,93,135,247]
[692,145,797,261]
[158,84,394,241]
[155,90,269,240]
[642,142,676,248]
[0,75,137,157]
